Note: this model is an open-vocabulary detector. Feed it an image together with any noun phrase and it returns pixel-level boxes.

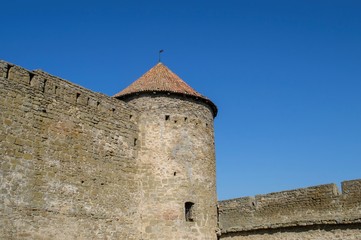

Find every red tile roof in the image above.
[114,63,217,116]
[114,63,204,97]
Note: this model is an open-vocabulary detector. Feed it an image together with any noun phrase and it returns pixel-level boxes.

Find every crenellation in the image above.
[29,74,46,90]
[2,63,139,125]
[8,65,31,84]
[0,60,10,78]
[219,179,361,237]
[342,179,361,194]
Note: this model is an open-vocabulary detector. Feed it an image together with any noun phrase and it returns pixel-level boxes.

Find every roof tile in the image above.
[114,62,217,117]
[114,63,204,98]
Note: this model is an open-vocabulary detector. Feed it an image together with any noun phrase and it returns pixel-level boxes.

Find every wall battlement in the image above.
[0,60,138,123]
[218,179,361,234]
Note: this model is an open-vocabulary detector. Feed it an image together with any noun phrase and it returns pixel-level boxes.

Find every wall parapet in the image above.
[218,179,361,233]
[0,60,138,125]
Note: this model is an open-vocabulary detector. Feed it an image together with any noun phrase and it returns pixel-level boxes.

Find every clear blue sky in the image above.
[2,0,361,200]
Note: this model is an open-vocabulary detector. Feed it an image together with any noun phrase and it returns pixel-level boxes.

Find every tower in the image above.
[114,63,218,239]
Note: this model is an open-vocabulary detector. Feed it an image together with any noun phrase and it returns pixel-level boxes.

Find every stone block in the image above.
[8,65,30,84]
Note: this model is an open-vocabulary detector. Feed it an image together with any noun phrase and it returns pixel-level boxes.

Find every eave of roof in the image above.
[113,62,217,117]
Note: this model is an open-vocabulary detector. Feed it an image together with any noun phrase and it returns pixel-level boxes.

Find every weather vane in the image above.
[158,49,164,62]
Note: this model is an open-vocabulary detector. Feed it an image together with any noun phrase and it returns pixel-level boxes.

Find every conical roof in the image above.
[114,63,217,116]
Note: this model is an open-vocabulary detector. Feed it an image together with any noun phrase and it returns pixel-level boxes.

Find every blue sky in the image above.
[2,0,361,200]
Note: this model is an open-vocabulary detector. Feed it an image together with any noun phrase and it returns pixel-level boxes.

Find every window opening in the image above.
[29,73,34,85]
[5,65,10,78]
[42,79,47,93]
[185,202,195,222]
[76,93,81,103]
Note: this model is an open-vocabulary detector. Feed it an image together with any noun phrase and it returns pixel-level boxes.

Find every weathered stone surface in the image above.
[218,179,361,239]
[0,61,218,239]
[220,223,361,240]
[124,93,218,239]
[1,60,360,240]
[0,63,140,239]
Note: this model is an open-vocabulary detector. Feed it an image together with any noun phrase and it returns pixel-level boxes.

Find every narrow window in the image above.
[42,79,47,93]
[76,93,81,103]
[185,202,194,222]
[134,138,137,146]
[5,65,10,78]
[29,73,34,85]
[165,115,170,121]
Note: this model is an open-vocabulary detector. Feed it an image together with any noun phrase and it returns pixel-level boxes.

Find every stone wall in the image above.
[0,61,141,239]
[220,224,361,240]
[218,179,361,239]
[2,59,360,240]
[124,93,218,240]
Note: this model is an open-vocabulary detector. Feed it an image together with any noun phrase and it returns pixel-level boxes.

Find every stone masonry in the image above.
[0,61,141,239]
[219,179,361,239]
[1,59,360,239]
[123,94,217,239]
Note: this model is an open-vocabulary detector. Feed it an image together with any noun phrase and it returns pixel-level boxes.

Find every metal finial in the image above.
[158,49,164,62]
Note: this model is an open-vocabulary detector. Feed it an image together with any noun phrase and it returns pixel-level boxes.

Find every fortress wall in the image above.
[218,179,361,239]
[0,61,141,239]
[219,224,361,240]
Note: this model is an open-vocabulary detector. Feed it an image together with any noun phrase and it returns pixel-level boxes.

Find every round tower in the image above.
[114,63,218,239]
